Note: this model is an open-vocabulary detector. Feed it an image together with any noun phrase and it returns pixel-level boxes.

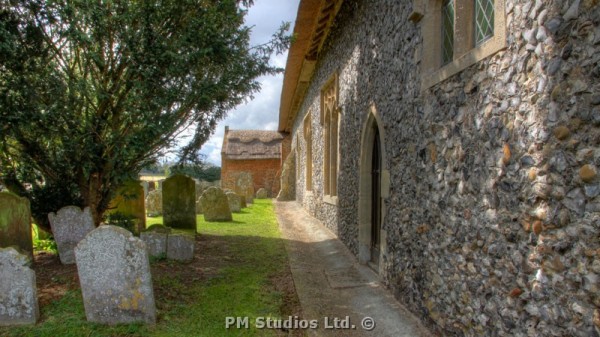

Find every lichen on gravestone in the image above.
[0,247,39,326]
[74,225,156,324]
[0,192,33,260]
[162,174,196,231]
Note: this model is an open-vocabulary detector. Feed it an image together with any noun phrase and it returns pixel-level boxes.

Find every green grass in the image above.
[2,199,292,337]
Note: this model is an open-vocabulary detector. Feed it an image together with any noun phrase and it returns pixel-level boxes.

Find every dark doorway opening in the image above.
[370,125,381,266]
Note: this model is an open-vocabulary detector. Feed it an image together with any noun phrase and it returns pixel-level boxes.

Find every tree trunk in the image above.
[81,173,106,227]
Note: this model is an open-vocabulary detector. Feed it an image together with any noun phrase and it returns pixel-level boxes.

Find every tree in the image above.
[0,0,290,230]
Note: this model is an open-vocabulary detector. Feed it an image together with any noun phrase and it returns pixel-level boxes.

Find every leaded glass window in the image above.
[441,0,454,65]
[475,0,494,45]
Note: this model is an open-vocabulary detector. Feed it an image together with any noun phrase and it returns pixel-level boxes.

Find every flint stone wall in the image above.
[48,206,95,264]
[289,0,600,336]
[0,248,38,326]
[75,225,156,324]
[0,192,33,259]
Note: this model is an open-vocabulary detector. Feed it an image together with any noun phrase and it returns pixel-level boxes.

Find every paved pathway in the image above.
[274,201,431,337]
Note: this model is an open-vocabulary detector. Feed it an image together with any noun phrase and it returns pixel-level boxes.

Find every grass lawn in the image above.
[1,199,301,337]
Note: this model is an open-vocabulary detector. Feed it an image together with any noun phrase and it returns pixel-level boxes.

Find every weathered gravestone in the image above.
[75,225,156,324]
[0,247,39,326]
[141,181,149,197]
[48,206,95,264]
[226,192,242,213]
[140,225,171,258]
[162,175,196,231]
[240,195,247,208]
[167,233,195,262]
[256,188,268,199]
[108,180,146,234]
[277,152,296,201]
[195,197,203,214]
[0,192,33,259]
[234,172,254,204]
[145,190,163,217]
[200,187,232,222]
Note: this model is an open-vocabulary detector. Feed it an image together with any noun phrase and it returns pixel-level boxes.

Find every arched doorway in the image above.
[358,105,388,271]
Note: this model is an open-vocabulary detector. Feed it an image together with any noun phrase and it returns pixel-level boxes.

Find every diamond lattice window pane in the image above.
[475,0,494,45]
[441,0,454,64]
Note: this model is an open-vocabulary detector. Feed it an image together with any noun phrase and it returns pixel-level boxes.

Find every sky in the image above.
[177,0,301,166]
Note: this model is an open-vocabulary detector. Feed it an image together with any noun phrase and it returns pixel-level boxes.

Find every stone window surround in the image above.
[321,72,340,205]
[303,111,313,191]
[418,0,507,90]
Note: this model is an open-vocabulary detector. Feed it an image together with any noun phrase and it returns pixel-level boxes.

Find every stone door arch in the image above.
[358,105,390,271]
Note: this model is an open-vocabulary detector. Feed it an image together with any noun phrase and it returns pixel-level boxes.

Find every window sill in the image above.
[323,195,338,205]
[421,33,506,91]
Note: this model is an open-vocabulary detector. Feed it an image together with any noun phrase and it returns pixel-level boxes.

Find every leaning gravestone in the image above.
[145,190,162,217]
[226,192,242,213]
[108,180,146,234]
[140,225,171,258]
[0,247,39,326]
[200,187,232,222]
[75,225,156,324]
[256,188,268,199]
[234,172,254,204]
[163,175,196,231]
[0,192,33,259]
[48,206,95,264]
[167,233,195,262]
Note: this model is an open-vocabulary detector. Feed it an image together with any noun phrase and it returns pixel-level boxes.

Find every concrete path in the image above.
[274,201,431,337]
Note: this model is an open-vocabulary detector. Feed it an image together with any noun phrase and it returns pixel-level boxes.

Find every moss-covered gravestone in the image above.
[234,172,254,204]
[162,174,196,231]
[200,187,232,222]
[108,180,146,234]
[0,192,33,259]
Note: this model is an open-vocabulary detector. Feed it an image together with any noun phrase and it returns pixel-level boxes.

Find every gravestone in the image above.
[141,181,149,197]
[0,247,39,326]
[195,197,203,214]
[145,190,162,217]
[0,192,33,259]
[277,152,296,201]
[234,172,254,204]
[48,206,95,264]
[167,233,195,262]
[108,180,146,233]
[256,188,268,199]
[163,175,196,231]
[240,195,247,208]
[75,225,156,324]
[140,225,171,258]
[226,192,242,213]
[200,187,232,222]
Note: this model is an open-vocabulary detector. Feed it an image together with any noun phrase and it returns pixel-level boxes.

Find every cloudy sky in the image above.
[184,0,301,166]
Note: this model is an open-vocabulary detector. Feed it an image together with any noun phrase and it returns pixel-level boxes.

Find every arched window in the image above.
[321,73,339,199]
